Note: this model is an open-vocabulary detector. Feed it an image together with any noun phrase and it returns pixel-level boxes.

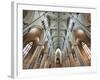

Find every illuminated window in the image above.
[23,42,33,58]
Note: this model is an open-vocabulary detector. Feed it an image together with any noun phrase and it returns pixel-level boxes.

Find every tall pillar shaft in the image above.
[73,44,84,66]
[70,32,80,66]
[68,48,75,67]
[40,53,48,68]
[44,57,50,68]
[26,46,43,68]
[65,56,70,67]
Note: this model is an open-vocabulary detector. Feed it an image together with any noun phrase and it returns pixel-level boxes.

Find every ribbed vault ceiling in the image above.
[46,12,70,50]
[23,10,91,53]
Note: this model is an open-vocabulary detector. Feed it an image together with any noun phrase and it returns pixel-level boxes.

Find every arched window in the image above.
[23,42,33,58]
[81,42,91,59]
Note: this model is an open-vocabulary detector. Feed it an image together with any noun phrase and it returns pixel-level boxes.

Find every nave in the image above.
[23,10,91,69]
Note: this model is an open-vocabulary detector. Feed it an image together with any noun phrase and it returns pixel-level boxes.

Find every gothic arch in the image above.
[55,48,62,64]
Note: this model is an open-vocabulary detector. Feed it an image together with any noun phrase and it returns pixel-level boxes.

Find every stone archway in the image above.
[55,48,62,67]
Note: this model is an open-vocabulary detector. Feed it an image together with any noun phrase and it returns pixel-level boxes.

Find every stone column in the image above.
[33,53,43,69]
[40,53,48,68]
[65,56,70,67]
[68,48,75,67]
[44,57,50,68]
[26,46,43,68]
[73,44,85,66]
[70,32,80,66]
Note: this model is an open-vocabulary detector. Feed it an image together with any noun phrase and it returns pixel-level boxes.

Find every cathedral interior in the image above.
[23,10,91,69]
